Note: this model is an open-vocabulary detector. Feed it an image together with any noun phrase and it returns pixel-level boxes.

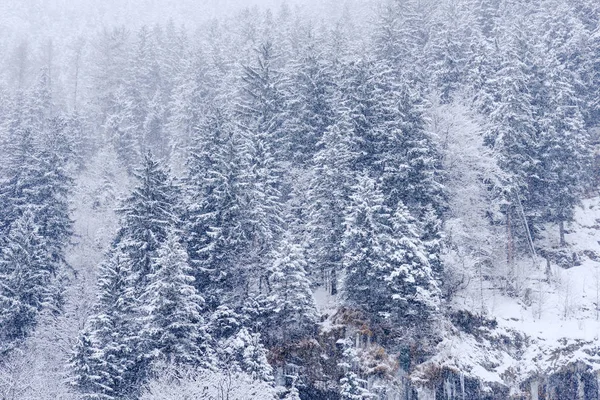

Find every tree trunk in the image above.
[331,268,337,295]
[559,220,566,247]
[507,213,514,271]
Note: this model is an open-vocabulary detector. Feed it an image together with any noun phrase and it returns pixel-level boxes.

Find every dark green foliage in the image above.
[115,153,180,292]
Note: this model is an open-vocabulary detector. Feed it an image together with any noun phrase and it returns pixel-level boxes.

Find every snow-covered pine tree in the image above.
[535,54,591,245]
[68,328,108,399]
[266,234,318,344]
[383,85,445,217]
[167,51,216,173]
[105,85,139,172]
[90,26,130,129]
[64,110,94,171]
[338,59,445,217]
[340,371,373,400]
[305,111,355,293]
[238,328,274,383]
[115,152,180,294]
[211,319,274,383]
[0,127,38,236]
[35,117,74,273]
[283,49,335,164]
[485,19,540,258]
[237,41,287,157]
[184,109,248,307]
[141,230,210,366]
[343,176,440,326]
[23,68,53,133]
[72,249,142,400]
[426,0,472,103]
[0,210,50,346]
[0,117,73,339]
[0,103,73,255]
[142,90,168,160]
[126,25,162,131]
[373,0,432,87]
[236,41,286,293]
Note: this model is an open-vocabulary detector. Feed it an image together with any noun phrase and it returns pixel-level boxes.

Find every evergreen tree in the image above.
[535,55,591,245]
[105,86,139,172]
[23,68,53,133]
[0,210,50,345]
[238,328,274,383]
[384,87,445,216]
[266,234,318,344]
[305,112,355,292]
[238,41,286,158]
[236,41,286,293]
[167,53,216,171]
[212,319,274,383]
[78,250,142,400]
[184,110,248,306]
[68,329,110,399]
[283,50,336,164]
[35,117,75,272]
[340,372,373,400]
[343,177,440,325]
[0,128,38,235]
[339,59,445,216]
[115,153,180,293]
[141,231,209,366]
[426,0,472,103]
[338,340,374,400]
[90,26,130,128]
[142,90,168,160]
[373,0,432,85]
[485,20,539,227]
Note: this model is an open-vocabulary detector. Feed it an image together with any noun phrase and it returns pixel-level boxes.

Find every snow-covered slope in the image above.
[415,198,600,397]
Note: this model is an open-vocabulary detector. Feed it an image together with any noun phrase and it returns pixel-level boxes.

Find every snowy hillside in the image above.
[1,0,600,399]
[415,198,600,398]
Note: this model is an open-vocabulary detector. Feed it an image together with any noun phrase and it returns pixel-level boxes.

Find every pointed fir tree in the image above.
[535,55,592,245]
[166,53,216,171]
[283,49,336,164]
[142,90,168,160]
[340,371,374,400]
[0,210,50,345]
[238,41,286,156]
[141,230,210,366]
[342,176,440,326]
[238,328,274,383]
[236,42,286,292]
[75,249,142,400]
[105,86,139,173]
[337,340,374,400]
[338,59,445,217]
[485,21,540,249]
[23,68,53,133]
[266,234,318,344]
[35,117,74,272]
[68,328,110,399]
[305,110,355,292]
[115,152,180,293]
[426,0,472,103]
[184,109,249,307]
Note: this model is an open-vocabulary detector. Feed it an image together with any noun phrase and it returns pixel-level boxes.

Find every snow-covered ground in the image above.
[418,197,600,394]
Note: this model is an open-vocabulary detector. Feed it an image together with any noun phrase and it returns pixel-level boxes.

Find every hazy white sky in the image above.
[0,0,365,42]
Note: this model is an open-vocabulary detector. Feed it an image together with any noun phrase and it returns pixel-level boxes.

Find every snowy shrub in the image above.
[141,364,277,400]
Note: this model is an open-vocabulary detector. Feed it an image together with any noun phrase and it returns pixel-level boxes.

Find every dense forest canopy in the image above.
[1,0,600,399]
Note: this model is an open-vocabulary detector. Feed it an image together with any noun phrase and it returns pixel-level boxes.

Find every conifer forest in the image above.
[3,0,600,398]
